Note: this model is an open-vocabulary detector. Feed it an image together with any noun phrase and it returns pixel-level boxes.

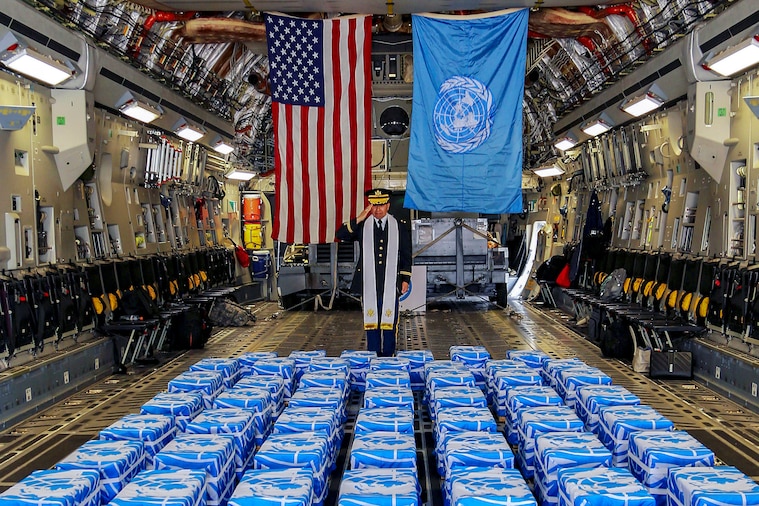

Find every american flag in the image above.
[265,13,372,244]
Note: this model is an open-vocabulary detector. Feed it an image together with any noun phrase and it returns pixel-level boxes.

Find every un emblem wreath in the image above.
[433,76,494,153]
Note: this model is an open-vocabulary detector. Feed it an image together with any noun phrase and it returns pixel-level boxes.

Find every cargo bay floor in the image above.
[0,298,758,503]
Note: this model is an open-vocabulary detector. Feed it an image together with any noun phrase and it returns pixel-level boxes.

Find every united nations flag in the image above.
[404,10,529,214]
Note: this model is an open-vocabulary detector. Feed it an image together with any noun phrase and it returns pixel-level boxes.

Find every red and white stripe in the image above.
[271,15,372,244]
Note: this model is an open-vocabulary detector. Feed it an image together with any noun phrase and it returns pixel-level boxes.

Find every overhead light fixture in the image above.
[621,83,667,117]
[553,133,578,152]
[173,117,206,142]
[0,29,76,86]
[116,91,162,124]
[212,135,235,155]
[533,164,565,178]
[226,169,255,181]
[581,112,614,137]
[704,35,759,77]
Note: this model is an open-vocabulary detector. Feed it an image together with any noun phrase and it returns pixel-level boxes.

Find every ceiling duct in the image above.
[2,0,234,142]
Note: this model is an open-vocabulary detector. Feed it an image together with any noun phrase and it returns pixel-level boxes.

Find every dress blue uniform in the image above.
[336,189,412,356]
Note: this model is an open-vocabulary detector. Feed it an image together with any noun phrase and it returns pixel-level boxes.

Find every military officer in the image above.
[336,188,412,356]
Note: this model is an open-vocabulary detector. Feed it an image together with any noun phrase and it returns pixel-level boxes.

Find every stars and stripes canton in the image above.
[266,16,325,107]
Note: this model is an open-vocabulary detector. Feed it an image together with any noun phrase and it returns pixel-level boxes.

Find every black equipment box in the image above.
[649,350,693,379]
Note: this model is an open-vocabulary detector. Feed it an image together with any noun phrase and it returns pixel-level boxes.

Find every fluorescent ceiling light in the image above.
[226,170,255,181]
[581,112,614,137]
[116,91,162,124]
[212,135,235,155]
[705,35,759,77]
[554,133,578,152]
[533,165,565,178]
[0,30,75,86]
[621,84,666,117]
[173,117,205,142]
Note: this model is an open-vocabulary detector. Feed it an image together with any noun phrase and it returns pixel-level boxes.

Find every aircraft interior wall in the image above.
[0,71,247,279]
[522,74,759,267]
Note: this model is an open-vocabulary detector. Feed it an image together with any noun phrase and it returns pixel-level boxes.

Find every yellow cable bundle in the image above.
[697,296,710,318]
[654,282,667,301]
[109,293,119,311]
[680,292,693,312]
[643,280,655,297]
[666,289,679,309]
[92,296,105,315]
[691,294,702,314]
